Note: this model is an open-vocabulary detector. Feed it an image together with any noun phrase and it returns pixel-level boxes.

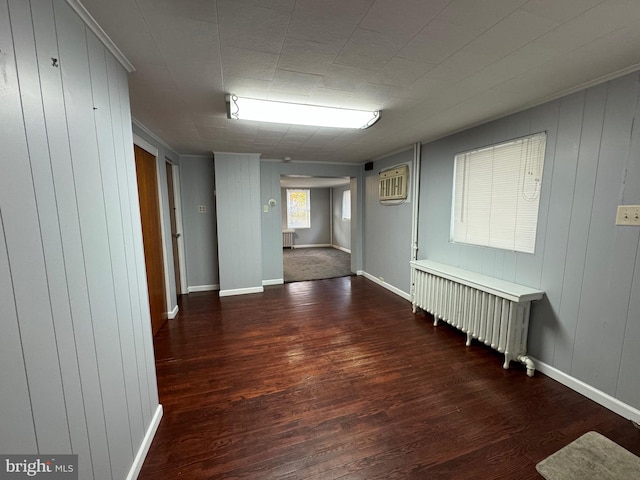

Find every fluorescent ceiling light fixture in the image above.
[226,94,380,129]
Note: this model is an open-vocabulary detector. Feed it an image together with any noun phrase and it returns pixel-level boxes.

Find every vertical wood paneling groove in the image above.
[80,23,132,479]
[536,92,585,363]
[105,52,147,445]
[53,3,113,477]
[613,78,640,403]
[572,74,639,394]
[555,84,607,373]
[14,0,96,462]
[215,153,263,293]
[3,0,71,453]
[0,209,38,453]
[87,30,142,461]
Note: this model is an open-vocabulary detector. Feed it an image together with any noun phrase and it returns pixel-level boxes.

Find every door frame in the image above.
[167,162,188,295]
[133,134,175,318]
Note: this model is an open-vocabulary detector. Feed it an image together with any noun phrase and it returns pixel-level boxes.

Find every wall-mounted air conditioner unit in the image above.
[379,165,409,201]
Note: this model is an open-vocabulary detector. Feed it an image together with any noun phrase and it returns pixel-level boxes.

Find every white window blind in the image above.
[342,190,351,220]
[451,132,546,253]
[286,189,310,229]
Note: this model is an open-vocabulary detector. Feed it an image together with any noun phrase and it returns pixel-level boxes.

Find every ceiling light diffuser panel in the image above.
[226,95,380,129]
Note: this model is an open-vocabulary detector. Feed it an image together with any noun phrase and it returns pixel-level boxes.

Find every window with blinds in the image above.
[451,132,546,254]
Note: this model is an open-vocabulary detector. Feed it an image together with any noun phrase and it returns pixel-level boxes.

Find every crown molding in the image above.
[131,118,179,157]
[65,0,135,73]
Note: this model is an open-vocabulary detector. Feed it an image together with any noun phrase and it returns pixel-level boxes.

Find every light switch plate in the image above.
[615,205,640,226]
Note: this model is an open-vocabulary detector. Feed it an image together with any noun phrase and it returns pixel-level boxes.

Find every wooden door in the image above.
[166,161,181,295]
[134,145,167,336]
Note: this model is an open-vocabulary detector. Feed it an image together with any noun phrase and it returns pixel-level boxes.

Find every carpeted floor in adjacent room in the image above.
[283,247,352,282]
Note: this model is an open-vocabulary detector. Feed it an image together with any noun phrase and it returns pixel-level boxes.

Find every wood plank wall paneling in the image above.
[418,70,640,412]
[363,148,413,293]
[0,0,160,478]
[3,0,71,453]
[214,153,263,293]
[178,157,219,289]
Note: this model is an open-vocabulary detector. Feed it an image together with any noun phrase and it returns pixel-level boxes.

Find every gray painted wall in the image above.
[0,0,159,478]
[261,161,362,283]
[215,153,262,293]
[180,155,219,290]
[418,72,640,411]
[280,187,331,246]
[332,185,352,251]
[363,149,414,294]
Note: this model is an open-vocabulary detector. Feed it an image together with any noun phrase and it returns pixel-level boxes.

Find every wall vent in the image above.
[379,165,409,201]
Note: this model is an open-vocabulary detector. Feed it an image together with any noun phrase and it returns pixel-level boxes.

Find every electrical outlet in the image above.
[615,205,640,226]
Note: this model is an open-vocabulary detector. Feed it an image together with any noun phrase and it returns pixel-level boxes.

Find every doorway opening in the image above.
[280,175,353,283]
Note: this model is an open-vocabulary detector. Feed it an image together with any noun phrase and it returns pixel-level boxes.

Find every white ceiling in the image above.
[80,0,640,164]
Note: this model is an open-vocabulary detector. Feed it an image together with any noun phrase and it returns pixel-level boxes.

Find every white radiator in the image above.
[411,260,544,376]
[282,229,294,248]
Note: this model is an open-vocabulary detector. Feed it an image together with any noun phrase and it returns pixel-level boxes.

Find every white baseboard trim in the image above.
[332,245,351,253]
[126,404,163,480]
[187,284,219,293]
[360,271,411,301]
[219,286,264,297]
[293,244,332,249]
[263,278,284,286]
[531,358,640,423]
[167,305,179,319]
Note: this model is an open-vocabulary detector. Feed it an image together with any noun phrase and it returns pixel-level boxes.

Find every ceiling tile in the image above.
[286,18,356,50]
[424,50,496,83]
[287,0,371,48]
[309,88,355,107]
[397,18,484,64]
[146,14,219,62]
[334,28,405,70]
[463,9,560,61]
[371,58,436,87]
[217,0,290,54]
[223,76,272,98]
[293,0,373,24]
[320,64,376,92]
[351,83,404,110]
[438,0,528,29]
[221,46,279,80]
[277,37,340,76]
[520,0,604,22]
[136,0,218,23]
[270,69,323,96]
[265,92,310,104]
[229,0,295,14]
[360,0,450,42]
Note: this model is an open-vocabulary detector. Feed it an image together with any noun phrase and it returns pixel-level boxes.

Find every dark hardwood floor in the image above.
[139,276,640,479]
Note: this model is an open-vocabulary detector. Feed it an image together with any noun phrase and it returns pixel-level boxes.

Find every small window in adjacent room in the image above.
[342,190,351,221]
[286,188,310,229]
[451,132,546,254]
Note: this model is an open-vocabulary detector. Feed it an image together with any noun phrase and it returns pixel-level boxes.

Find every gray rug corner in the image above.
[536,431,640,480]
